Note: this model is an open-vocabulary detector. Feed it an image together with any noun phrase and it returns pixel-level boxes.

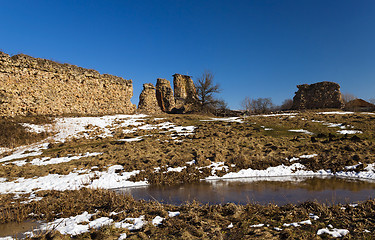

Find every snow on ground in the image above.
[8,152,102,166]
[0,143,49,163]
[201,117,244,123]
[0,115,197,165]
[52,114,148,142]
[317,226,349,237]
[337,130,363,134]
[288,129,314,135]
[24,211,181,237]
[283,220,312,227]
[206,162,375,181]
[0,165,147,195]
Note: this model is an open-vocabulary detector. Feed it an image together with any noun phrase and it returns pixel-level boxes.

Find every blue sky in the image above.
[1,0,374,109]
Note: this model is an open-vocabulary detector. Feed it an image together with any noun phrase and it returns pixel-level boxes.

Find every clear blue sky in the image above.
[1,0,374,109]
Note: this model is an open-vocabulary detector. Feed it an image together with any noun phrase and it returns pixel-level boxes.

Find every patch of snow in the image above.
[345,163,362,170]
[0,237,15,240]
[201,117,244,123]
[114,216,145,231]
[300,154,318,159]
[289,157,299,162]
[317,228,349,237]
[186,160,196,165]
[11,152,102,166]
[274,227,283,231]
[349,203,358,207]
[0,143,49,163]
[118,233,127,240]
[21,123,49,134]
[288,129,314,135]
[152,216,164,226]
[206,163,328,180]
[118,136,143,142]
[250,224,264,227]
[168,211,180,217]
[167,166,186,173]
[52,114,148,142]
[337,130,363,134]
[40,211,96,236]
[309,213,319,220]
[0,165,147,194]
[228,223,233,228]
[283,220,311,227]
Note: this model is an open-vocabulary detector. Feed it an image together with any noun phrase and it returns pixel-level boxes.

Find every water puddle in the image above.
[0,220,42,239]
[116,176,375,205]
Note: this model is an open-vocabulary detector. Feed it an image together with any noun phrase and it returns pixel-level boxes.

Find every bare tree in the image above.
[280,98,293,110]
[341,92,357,104]
[241,97,273,114]
[195,71,221,112]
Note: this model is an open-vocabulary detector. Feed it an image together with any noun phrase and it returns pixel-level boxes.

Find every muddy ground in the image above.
[0,111,375,239]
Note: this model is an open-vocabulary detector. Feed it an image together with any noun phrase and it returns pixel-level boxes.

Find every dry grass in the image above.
[1,112,374,183]
[0,189,374,239]
[0,116,52,148]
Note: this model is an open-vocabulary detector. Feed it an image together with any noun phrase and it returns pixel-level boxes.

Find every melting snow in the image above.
[288,129,314,135]
[317,227,349,237]
[337,130,363,134]
[283,220,312,227]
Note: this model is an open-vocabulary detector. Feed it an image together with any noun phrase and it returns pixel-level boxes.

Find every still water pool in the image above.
[116,176,375,205]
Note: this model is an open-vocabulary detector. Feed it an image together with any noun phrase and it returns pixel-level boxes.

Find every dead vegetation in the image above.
[0,116,52,148]
[0,189,374,239]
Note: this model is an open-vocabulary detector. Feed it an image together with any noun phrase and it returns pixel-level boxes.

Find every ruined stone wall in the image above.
[291,81,344,110]
[0,52,135,116]
[173,74,198,111]
[155,78,175,112]
[137,83,162,114]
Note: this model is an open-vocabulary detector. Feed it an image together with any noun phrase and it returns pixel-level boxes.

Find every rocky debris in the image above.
[173,74,198,112]
[0,51,135,116]
[291,81,344,110]
[344,99,375,112]
[138,83,162,114]
[156,78,175,112]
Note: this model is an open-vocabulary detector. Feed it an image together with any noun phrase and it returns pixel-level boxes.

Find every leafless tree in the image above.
[341,92,357,104]
[280,98,293,110]
[241,97,274,114]
[195,71,221,112]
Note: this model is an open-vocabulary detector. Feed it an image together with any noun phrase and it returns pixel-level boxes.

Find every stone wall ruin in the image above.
[291,81,344,110]
[0,51,135,116]
[137,83,162,114]
[173,74,198,112]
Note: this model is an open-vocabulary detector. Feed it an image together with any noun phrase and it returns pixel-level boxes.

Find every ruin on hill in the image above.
[291,81,344,110]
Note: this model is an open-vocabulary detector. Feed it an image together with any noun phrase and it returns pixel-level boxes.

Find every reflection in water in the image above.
[0,220,41,238]
[115,176,375,205]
